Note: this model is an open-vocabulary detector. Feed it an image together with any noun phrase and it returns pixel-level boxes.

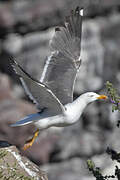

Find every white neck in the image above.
[65,95,89,124]
[73,95,88,114]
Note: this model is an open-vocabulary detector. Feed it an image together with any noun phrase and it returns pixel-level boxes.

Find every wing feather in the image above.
[10,59,65,116]
[40,7,83,104]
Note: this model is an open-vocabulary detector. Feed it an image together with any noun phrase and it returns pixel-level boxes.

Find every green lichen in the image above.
[106,81,120,112]
[0,150,8,159]
[0,149,35,180]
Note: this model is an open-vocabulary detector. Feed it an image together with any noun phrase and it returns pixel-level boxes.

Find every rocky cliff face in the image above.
[0,1,120,180]
[0,146,48,180]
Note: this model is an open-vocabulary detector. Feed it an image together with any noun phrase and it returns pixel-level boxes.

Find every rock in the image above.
[0,3,14,29]
[92,153,120,179]
[41,158,94,180]
[0,146,48,180]
[100,14,120,89]
[0,73,12,100]
[0,0,120,35]
[3,33,23,55]
[49,125,107,162]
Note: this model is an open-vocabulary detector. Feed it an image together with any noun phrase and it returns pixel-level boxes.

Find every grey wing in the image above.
[40,7,83,105]
[11,59,65,116]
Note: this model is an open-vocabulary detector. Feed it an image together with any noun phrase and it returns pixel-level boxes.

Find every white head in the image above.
[81,92,107,104]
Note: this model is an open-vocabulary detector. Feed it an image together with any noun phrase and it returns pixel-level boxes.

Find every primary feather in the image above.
[40,7,83,105]
[10,59,65,116]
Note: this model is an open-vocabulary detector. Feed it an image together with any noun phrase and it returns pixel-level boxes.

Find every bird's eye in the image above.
[90,95,94,97]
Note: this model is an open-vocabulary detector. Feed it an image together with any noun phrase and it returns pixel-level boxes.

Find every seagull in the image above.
[10,7,107,150]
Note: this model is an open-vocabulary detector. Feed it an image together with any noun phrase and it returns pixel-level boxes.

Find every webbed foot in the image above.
[22,129,39,150]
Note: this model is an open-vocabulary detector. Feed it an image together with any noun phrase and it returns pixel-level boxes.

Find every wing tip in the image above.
[10,119,29,127]
[9,58,20,73]
[10,123,22,127]
[10,119,33,127]
[75,6,84,16]
[65,6,83,26]
[9,58,18,66]
[9,58,20,76]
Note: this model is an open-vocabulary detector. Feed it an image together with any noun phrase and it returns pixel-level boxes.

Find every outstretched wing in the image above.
[11,59,65,116]
[40,7,83,105]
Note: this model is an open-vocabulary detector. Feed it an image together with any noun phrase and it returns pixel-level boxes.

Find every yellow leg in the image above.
[22,129,39,151]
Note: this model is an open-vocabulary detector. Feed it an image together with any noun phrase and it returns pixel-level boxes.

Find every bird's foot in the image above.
[22,129,39,151]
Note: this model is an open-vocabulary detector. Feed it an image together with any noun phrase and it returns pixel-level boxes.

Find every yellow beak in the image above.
[97,95,108,100]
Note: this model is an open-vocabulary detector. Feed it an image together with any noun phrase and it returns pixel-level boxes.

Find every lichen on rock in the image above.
[0,146,48,180]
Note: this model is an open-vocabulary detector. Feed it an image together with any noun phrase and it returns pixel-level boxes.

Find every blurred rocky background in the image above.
[0,0,120,180]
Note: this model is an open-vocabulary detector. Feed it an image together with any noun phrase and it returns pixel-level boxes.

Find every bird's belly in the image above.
[34,114,74,129]
[53,121,72,127]
[48,115,71,127]
[51,115,78,127]
[34,117,51,129]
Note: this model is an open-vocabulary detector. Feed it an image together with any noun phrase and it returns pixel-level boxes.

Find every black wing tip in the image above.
[9,58,15,67]
[10,123,17,127]
[9,58,20,76]
[9,59,20,74]
[9,58,24,76]
[10,59,31,80]
[10,58,50,90]
[65,6,83,23]
[70,6,84,16]
[75,6,84,16]
[9,58,18,65]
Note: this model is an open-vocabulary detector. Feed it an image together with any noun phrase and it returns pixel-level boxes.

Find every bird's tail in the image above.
[10,113,40,127]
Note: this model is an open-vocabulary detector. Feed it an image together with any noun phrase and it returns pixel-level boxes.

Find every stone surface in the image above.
[41,158,94,180]
[0,146,48,180]
[0,0,120,36]
[0,73,12,100]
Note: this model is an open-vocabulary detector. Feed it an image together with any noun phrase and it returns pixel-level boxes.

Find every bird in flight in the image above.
[10,7,107,150]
